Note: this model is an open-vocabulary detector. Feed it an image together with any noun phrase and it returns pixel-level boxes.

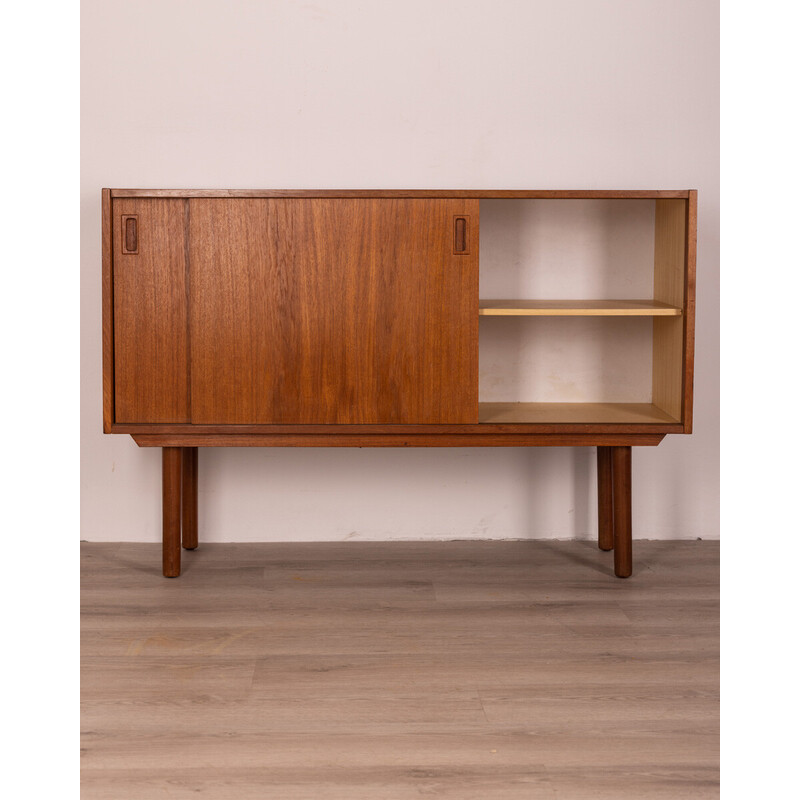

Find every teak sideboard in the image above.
[102,189,697,578]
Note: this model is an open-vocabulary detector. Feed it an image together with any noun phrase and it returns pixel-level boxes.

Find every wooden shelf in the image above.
[478,402,681,425]
[478,299,682,316]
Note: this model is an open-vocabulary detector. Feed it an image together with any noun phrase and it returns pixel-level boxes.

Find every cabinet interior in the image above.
[477,198,686,424]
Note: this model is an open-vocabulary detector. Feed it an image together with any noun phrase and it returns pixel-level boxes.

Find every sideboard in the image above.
[102,189,696,578]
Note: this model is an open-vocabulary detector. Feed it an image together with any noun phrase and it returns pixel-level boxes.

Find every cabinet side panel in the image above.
[113,198,189,423]
[652,199,686,422]
[682,190,697,433]
[102,189,114,431]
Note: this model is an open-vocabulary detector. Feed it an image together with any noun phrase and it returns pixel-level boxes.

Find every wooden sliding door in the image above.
[189,198,478,424]
[113,198,189,423]
[188,199,286,424]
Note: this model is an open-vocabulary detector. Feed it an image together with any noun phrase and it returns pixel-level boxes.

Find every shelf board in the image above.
[478,300,682,316]
[479,402,681,425]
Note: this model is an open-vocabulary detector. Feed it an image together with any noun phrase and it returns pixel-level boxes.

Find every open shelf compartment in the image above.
[477,198,688,426]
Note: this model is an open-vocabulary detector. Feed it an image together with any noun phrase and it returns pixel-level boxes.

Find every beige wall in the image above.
[80,0,719,542]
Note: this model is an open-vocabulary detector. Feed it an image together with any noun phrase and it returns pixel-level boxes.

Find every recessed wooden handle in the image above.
[122,215,138,254]
[453,216,469,255]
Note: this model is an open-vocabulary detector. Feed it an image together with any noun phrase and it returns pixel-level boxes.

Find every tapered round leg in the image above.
[162,447,182,577]
[597,446,614,551]
[612,446,632,578]
[182,447,198,550]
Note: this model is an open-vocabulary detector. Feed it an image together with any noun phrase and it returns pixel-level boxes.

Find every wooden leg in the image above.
[162,447,182,578]
[612,446,632,578]
[182,447,198,550]
[597,446,614,551]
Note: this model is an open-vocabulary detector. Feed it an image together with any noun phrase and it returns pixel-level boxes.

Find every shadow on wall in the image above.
[521,446,593,541]
[189,445,601,543]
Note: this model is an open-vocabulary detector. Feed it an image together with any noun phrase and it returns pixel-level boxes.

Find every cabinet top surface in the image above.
[107,189,693,199]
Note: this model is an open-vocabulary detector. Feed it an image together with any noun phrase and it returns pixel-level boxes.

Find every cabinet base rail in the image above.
[160,445,634,579]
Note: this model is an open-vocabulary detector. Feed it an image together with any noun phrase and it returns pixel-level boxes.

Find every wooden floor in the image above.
[81,540,719,799]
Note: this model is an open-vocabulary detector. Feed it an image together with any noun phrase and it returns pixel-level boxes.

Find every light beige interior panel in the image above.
[652,199,687,421]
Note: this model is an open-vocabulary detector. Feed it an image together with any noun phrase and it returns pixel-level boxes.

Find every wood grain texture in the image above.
[652,200,687,423]
[612,446,633,578]
[111,421,683,435]
[113,421,682,438]
[110,189,692,199]
[112,198,189,423]
[131,433,665,447]
[289,198,478,424]
[181,448,198,550]
[103,190,697,440]
[161,448,182,578]
[101,189,114,432]
[597,447,613,551]
[81,539,719,799]
[478,299,681,316]
[478,402,679,425]
[189,198,478,424]
[188,198,283,424]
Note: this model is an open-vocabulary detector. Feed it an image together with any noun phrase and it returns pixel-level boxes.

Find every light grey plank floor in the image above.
[81,540,719,799]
